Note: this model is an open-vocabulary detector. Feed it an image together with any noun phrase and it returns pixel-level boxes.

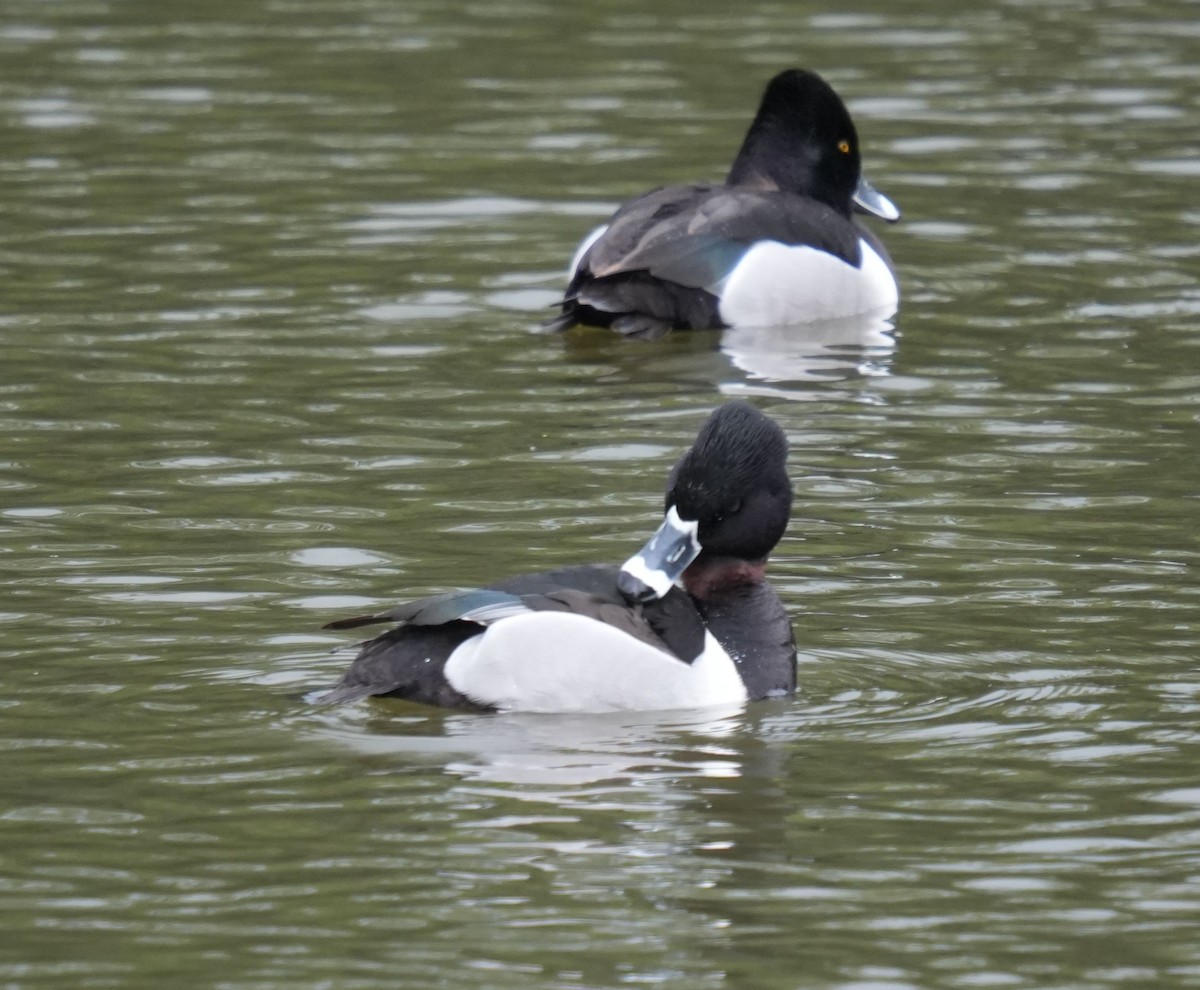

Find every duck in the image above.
[544,68,901,340]
[314,401,796,713]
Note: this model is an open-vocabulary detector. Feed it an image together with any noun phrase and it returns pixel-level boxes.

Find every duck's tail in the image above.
[536,303,578,334]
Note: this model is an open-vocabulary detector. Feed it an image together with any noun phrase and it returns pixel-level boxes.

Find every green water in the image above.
[2,0,1199,987]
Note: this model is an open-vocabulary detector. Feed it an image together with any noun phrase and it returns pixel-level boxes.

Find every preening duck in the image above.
[315,401,796,713]
[545,68,901,340]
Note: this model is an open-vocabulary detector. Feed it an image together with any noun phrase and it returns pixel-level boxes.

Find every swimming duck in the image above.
[315,401,796,712]
[544,68,900,340]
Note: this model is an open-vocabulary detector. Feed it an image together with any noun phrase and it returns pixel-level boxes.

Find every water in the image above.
[3,0,1199,986]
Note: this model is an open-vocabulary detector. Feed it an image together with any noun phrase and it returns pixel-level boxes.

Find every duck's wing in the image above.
[321,564,706,664]
[579,186,863,291]
[490,564,704,663]
[526,587,707,665]
[321,588,529,631]
[321,565,623,633]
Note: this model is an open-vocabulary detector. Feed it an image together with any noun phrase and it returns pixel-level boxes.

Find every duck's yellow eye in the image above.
[838,140,851,154]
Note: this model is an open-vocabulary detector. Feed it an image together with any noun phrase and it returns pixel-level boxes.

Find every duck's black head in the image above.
[726,68,867,218]
[619,402,792,603]
[667,401,792,563]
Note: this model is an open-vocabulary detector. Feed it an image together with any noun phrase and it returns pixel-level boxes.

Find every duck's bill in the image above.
[617,506,702,603]
[853,176,900,223]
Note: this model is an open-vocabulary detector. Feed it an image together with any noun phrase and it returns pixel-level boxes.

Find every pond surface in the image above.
[2,0,1199,987]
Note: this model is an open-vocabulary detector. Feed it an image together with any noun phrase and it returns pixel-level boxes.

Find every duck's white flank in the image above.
[443,611,748,713]
[717,237,898,326]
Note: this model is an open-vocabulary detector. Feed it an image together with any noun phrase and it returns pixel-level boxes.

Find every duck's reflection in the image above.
[312,703,753,787]
[443,706,748,786]
[719,307,896,390]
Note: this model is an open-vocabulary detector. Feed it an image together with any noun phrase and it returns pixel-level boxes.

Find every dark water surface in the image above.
[3,0,1199,987]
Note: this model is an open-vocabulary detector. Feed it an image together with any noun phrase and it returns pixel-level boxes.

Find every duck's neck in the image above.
[682,560,796,699]
[682,555,767,602]
[725,124,793,190]
[723,165,780,192]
